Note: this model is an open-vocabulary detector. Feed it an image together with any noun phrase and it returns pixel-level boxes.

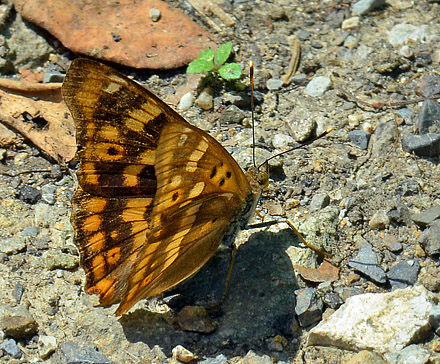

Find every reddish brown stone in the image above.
[13,0,217,69]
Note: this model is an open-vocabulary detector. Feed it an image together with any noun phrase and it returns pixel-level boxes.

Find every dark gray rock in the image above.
[19,185,41,204]
[294,287,323,327]
[348,243,386,284]
[396,179,420,197]
[348,130,370,150]
[411,205,440,228]
[57,342,115,364]
[397,108,414,125]
[415,74,440,98]
[417,99,440,134]
[401,133,440,157]
[323,292,344,309]
[218,104,246,124]
[417,221,440,256]
[387,259,420,289]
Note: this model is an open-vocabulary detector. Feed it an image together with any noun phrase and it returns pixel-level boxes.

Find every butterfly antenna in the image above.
[257,128,333,170]
[250,61,256,168]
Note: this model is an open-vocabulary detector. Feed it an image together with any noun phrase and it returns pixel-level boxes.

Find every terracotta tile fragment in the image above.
[13,0,217,69]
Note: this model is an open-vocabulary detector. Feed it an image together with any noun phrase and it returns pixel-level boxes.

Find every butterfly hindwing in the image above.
[63,59,258,314]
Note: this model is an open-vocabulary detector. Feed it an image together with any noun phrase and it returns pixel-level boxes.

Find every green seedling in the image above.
[186,42,242,80]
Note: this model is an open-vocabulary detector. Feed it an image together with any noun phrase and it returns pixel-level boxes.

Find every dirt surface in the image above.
[1,0,440,363]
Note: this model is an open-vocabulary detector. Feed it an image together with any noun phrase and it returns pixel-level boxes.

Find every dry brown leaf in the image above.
[0,78,76,162]
[293,260,339,283]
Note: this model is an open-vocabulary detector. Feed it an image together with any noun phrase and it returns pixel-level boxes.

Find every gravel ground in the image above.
[0,0,440,363]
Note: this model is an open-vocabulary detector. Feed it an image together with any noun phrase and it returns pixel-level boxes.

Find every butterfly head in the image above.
[246,165,269,195]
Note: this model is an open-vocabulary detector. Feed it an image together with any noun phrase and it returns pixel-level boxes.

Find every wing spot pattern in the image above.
[188,182,205,199]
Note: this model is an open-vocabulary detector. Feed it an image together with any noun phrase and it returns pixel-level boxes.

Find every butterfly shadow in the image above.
[119,228,302,359]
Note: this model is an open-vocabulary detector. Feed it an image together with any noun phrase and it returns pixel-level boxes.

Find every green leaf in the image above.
[214,42,232,66]
[218,63,242,80]
[197,48,214,62]
[186,59,214,74]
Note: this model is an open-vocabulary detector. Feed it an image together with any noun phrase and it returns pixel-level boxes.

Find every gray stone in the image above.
[0,237,26,254]
[401,133,440,157]
[415,75,440,98]
[348,130,370,150]
[371,121,398,156]
[388,24,429,46]
[0,338,22,359]
[411,205,440,227]
[386,344,430,364]
[294,287,323,327]
[199,354,228,364]
[417,221,440,256]
[387,259,420,289]
[19,185,41,204]
[417,100,440,135]
[348,243,386,284]
[266,78,283,91]
[323,292,344,310]
[396,179,420,197]
[352,0,385,15]
[21,226,39,237]
[43,71,65,83]
[386,202,411,225]
[41,184,57,205]
[389,242,403,253]
[287,118,316,142]
[309,193,330,213]
[218,104,246,124]
[397,108,414,125]
[57,342,115,364]
[305,76,332,97]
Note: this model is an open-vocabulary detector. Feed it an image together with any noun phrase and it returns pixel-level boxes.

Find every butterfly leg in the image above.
[246,220,332,258]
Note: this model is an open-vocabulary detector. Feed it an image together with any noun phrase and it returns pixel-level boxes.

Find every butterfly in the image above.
[62,58,269,315]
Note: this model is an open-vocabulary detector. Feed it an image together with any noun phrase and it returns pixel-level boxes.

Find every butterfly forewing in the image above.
[63,59,259,315]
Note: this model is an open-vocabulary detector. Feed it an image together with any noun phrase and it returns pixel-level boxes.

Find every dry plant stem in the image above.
[286,220,332,258]
[186,0,235,33]
[335,85,440,110]
[283,36,301,85]
[0,78,62,92]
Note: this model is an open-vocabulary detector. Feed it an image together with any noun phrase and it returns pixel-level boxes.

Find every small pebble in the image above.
[369,210,390,230]
[196,87,213,110]
[348,130,370,150]
[305,76,332,97]
[0,338,22,359]
[266,78,283,91]
[178,92,194,111]
[352,0,385,15]
[341,17,359,30]
[149,8,161,22]
[172,345,197,363]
